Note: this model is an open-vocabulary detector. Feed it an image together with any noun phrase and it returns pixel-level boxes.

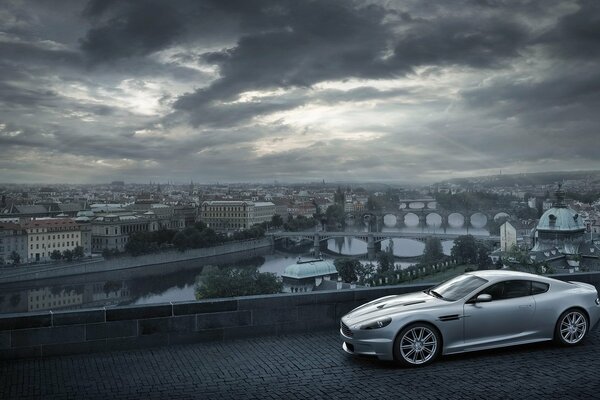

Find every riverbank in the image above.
[0,238,273,284]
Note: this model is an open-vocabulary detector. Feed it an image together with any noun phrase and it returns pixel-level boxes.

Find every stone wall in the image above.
[0,283,431,359]
[0,238,272,284]
[1,272,599,360]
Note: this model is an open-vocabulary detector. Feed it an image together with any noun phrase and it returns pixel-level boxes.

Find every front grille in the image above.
[341,321,353,337]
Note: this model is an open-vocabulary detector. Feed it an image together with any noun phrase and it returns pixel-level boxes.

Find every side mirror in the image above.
[475,294,492,303]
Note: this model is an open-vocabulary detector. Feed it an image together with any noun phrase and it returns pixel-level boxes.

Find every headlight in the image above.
[360,317,392,330]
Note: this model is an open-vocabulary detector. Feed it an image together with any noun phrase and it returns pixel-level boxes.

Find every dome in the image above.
[282,260,337,279]
[531,184,586,255]
[536,207,585,232]
[536,184,584,232]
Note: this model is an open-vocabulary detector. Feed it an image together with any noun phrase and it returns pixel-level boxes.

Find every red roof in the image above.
[22,218,78,229]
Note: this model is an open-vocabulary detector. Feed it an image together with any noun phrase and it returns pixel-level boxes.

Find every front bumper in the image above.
[340,328,394,361]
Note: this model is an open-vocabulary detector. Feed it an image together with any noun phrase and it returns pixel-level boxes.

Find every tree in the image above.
[334,186,345,204]
[366,196,381,211]
[62,249,73,262]
[50,250,62,261]
[422,237,444,264]
[271,214,284,228]
[451,235,478,264]
[9,251,20,265]
[283,216,317,231]
[102,248,113,259]
[325,204,345,228]
[153,228,177,245]
[495,257,504,269]
[73,246,85,259]
[377,241,395,273]
[196,266,282,299]
[476,244,491,270]
[334,258,367,283]
[125,231,155,256]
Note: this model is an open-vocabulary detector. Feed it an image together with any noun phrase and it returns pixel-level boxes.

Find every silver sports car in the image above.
[340,270,600,366]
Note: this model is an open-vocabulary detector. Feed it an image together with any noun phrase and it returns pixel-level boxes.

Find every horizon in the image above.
[2,167,599,188]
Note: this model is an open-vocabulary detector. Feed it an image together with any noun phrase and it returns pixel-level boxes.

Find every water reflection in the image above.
[0,253,307,314]
[0,225,489,314]
[326,226,488,257]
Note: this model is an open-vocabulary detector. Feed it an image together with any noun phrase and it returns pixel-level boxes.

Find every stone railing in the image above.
[0,283,432,360]
[1,272,599,360]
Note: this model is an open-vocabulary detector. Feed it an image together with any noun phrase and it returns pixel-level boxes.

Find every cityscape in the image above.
[1,172,599,313]
[1,0,600,399]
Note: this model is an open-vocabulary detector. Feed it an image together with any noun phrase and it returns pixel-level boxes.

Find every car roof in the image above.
[466,269,553,282]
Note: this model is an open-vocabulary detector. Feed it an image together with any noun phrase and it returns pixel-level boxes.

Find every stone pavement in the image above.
[1,327,599,400]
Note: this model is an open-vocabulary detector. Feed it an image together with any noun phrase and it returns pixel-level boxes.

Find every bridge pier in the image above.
[313,233,320,258]
[441,215,448,233]
[418,214,426,231]
[367,235,376,260]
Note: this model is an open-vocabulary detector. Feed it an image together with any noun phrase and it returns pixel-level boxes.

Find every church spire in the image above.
[553,183,566,208]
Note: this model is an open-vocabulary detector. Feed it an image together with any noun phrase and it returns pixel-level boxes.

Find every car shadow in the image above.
[344,339,593,370]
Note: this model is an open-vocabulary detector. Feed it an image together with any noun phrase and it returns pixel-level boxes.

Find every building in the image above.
[500,221,517,252]
[529,185,600,270]
[200,201,274,231]
[28,287,84,312]
[531,185,585,255]
[91,214,159,253]
[0,222,27,265]
[253,202,276,225]
[23,218,82,262]
[200,201,253,231]
[174,204,198,227]
[281,259,338,293]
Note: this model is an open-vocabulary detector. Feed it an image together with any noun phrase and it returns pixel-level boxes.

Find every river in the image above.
[0,221,488,315]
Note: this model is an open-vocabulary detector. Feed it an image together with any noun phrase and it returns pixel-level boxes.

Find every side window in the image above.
[502,281,531,299]
[531,281,549,295]
[480,280,532,300]
[480,282,506,300]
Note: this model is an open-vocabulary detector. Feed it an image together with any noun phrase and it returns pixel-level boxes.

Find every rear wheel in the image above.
[555,309,588,346]
[393,323,441,367]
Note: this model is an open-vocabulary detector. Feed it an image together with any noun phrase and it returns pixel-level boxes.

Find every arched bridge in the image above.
[269,231,499,257]
[346,208,512,229]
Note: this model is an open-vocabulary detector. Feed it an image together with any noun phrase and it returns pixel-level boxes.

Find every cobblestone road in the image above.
[1,327,599,400]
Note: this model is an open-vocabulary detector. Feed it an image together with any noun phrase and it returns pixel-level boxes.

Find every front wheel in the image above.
[393,323,441,367]
[555,309,588,346]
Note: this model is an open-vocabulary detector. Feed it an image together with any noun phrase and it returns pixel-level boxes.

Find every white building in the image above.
[253,202,276,225]
[200,201,275,231]
[23,218,82,262]
[500,221,517,252]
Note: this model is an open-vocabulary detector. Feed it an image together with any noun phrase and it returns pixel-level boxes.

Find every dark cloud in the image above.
[80,1,183,62]
[391,16,529,69]
[538,0,600,59]
[0,0,599,183]
[172,1,533,127]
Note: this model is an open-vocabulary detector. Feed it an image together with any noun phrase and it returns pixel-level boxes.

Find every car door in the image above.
[463,280,536,349]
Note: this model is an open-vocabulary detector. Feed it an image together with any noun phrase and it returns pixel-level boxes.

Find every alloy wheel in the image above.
[399,326,438,365]
[560,311,587,344]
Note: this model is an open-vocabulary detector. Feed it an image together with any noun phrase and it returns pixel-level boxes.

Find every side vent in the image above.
[403,301,425,306]
[438,314,460,322]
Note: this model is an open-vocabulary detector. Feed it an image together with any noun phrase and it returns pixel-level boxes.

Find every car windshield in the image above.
[430,274,488,301]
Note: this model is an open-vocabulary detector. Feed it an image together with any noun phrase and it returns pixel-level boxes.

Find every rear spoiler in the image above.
[568,281,597,291]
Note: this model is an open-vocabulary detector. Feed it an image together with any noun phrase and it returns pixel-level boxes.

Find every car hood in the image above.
[343,291,447,326]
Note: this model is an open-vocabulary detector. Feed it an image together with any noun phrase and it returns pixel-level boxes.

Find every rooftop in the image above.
[282,259,337,279]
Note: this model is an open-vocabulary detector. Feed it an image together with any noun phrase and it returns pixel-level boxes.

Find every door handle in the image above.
[518,305,532,309]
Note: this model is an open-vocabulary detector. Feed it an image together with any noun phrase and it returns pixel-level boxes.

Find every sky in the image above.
[0,0,599,184]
